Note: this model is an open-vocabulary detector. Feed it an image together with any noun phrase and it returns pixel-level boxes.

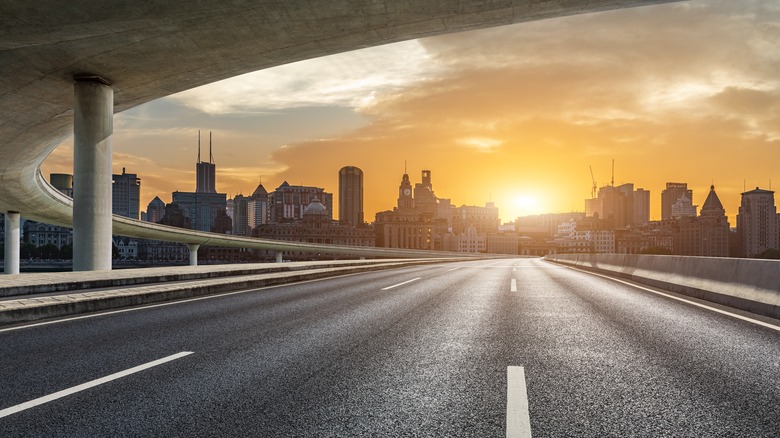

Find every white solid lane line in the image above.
[506,366,532,438]
[511,279,518,292]
[0,351,194,418]
[380,277,422,291]
[448,267,461,272]
[567,266,780,333]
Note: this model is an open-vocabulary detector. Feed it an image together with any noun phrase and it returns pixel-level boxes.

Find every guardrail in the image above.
[545,253,780,320]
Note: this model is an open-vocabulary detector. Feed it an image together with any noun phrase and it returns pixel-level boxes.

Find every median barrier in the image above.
[545,253,780,320]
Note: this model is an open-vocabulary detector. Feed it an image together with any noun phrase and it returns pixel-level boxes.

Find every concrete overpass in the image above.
[0,1,681,272]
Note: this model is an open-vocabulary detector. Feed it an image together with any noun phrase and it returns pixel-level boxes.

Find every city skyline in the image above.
[39,0,780,224]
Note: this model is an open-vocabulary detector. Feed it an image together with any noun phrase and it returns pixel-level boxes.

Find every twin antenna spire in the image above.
[197,130,214,164]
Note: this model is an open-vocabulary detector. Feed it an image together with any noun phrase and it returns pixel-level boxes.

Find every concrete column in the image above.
[72,77,113,271]
[187,244,200,266]
[275,251,283,263]
[4,212,20,274]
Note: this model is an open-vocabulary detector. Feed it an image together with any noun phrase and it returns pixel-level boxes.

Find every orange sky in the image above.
[42,0,780,225]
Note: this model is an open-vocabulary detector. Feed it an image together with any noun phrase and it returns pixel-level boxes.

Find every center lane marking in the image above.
[380,277,421,291]
[0,351,194,419]
[511,279,517,292]
[507,366,532,438]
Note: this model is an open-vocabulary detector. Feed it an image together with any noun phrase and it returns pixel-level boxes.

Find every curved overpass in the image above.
[0,0,679,262]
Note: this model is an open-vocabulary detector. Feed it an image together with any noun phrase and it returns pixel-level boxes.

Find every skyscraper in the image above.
[661,182,692,220]
[196,131,216,193]
[339,166,364,226]
[737,187,779,257]
[112,167,141,219]
[231,194,249,236]
[634,188,650,225]
[146,196,166,223]
[248,182,269,229]
[173,132,227,231]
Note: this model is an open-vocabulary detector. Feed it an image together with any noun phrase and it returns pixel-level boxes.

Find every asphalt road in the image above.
[1,258,778,437]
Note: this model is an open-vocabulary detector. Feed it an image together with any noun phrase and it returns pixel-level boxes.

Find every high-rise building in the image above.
[248,182,269,229]
[596,185,628,229]
[172,133,227,231]
[634,188,650,225]
[339,166,364,226]
[112,167,141,219]
[231,194,249,236]
[146,196,166,223]
[671,193,697,218]
[50,173,73,197]
[268,182,333,223]
[196,131,216,193]
[672,185,729,257]
[661,182,693,220]
[737,187,779,257]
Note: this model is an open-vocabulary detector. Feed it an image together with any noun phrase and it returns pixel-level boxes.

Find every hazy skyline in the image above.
[41,0,780,224]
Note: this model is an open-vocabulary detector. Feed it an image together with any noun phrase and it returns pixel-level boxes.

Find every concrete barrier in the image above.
[545,254,780,320]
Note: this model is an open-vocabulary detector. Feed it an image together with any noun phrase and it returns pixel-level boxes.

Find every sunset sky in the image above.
[42,0,780,224]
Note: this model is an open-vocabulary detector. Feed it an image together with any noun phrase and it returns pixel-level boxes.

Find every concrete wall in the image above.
[545,253,780,320]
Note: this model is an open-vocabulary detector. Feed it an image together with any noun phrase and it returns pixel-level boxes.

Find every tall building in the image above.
[146,196,166,223]
[596,185,629,229]
[737,187,779,257]
[671,185,729,257]
[375,171,449,250]
[671,193,697,218]
[172,133,227,231]
[196,131,216,193]
[661,182,693,220]
[248,182,269,229]
[231,194,249,236]
[50,173,73,197]
[339,166,364,226]
[111,168,141,219]
[268,182,333,223]
[452,203,500,235]
[634,188,650,225]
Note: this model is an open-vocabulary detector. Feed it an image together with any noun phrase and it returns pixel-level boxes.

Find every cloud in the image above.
[168,40,445,114]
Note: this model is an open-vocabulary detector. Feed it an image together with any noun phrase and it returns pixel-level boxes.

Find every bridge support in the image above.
[187,244,200,266]
[4,211,20,274]
[275,251,283,263]
[72,77,113,271]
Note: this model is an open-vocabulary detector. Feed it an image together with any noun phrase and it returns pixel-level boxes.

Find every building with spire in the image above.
[737,187,779,257]
[672,185,730,257]
[248,182,269,230]
[171,131,227,232]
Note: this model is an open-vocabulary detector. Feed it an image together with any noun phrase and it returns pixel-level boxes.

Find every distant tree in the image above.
[38,243,60,259]
[59,243,73,260]
[639,246,673,255]
[754,248,780,260]
[20,242,37,259]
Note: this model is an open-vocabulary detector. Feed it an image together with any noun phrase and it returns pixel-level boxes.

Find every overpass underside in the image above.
[0,0,682,271]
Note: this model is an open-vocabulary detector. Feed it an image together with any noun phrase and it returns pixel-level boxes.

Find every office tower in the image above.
[173,132,227,231]
[737,187,779,257]
[50,173,73,197]
[268,182,333,223]
[112,167,141,219]
[671,193,697,218]
[230,194,249,236]
[596,185,628,229]
[146,196,166,223]
[661,182,692,220]
[248,182,269,229]
[698,185,730,257]
[196,131,216,193]
[339,166,364,226]
[634,188,650,225]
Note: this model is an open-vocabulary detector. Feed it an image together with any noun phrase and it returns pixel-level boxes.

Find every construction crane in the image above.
[589,165,597,198]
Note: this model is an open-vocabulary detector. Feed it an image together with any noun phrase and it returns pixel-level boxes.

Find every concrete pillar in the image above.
[4,212,20,274]
[72,77,113,271]
[187,244,200,266]
[275,251,283,263]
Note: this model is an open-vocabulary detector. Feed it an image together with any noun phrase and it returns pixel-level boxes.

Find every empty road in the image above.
[1,258,778,437]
